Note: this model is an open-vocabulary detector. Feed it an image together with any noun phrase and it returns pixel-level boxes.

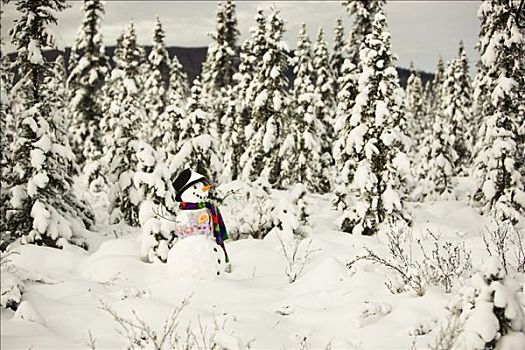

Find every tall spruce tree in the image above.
[240,7,290,187]
[332,59,359,210]
[342,0,386,66]
[423,71,458,200]
[0,53,14,250]
[405,63,426,147]
[143,16,170,141]
[169,79,220,180]
[312,27,337,167]
[5,0,94,248]
[152,54,189,159]
[48,56,67,112]
[428,57,446,118]
[440,42,473,174]
[471,0,525,225]
[201,0,239,96]
[167,55,189,105]
[1,55,14,157]
[99,21,147,226]
[415,58,446,185]
[221,11,266,181]
[220,85,243,181]
[280,24,327,192]
[405,63,429,187]
[330,18,346,95]
[67,0,109,165]
[201,0,239,137]
[336,12,411,235]
[113,31,125,67]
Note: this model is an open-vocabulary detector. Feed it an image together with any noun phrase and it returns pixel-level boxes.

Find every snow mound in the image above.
[290,256,348,292]
[167,235,224,279]
[79,254,160,284]
[14,300,45,325]
[89,238,141,258]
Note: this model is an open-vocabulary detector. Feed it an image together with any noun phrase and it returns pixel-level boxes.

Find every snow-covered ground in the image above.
[1,186,523,350]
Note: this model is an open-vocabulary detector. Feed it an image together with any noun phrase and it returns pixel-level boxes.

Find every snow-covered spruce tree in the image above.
[50,54,67,90]
[143,16,170,142]
[332,58,359,211]
[240,8,290,187]
[1,9,13,245]
[279,24,327,192]
[427,57,446,120]
[330,18,345,95]
[47,55,69,137]
[201,0,239,96]
[221,10,266,181]
[405,63,432,188]
[471,0,525,225]
[414,58,446,188]
[168,55,189,105]
[44,55,96,226]
[5,0,94,248]
[336,12,411,235]
[450,257,525,349]
[99,21,147,226]
[151,105,185,162]
[312,27,337,164]
[135,142,178,263]
[342,0,386,66]
[150,55,189,159]
[1,54,15,250]
[440,42,473,175]
[405,63,426,148]
[423,77,458,200]
[220,85,243,181]
[1,55,14,162]
[67,0,109,166]
[201,0,239,136]
[169,79,220,181]
[112,30,125,67]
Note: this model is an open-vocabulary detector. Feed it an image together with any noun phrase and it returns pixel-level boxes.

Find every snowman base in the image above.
[167,235,225,279]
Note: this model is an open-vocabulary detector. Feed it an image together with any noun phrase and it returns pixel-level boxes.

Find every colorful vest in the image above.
[175,208,213,238]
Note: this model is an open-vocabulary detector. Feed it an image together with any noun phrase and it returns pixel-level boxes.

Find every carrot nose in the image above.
[202,185,211,192]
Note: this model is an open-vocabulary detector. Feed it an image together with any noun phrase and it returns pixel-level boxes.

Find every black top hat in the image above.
[172,168,208,202]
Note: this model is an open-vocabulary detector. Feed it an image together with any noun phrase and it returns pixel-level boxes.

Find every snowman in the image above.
[166,169,230,278]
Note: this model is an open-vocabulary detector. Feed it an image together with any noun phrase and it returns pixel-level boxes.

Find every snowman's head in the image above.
[173,169,211,202]
[180,180,211,202]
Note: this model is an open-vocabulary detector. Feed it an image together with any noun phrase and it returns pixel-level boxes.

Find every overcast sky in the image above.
[1,1,480,73]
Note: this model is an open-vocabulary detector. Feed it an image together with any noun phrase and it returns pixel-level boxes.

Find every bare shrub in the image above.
[277,236,319,283]
[99,297,189,350]
[482,218,525,274]
[355,227,472,296]
[98,297,249,350]
[428,312,463,350]
[418,231,472,293]
[86,330,96,350]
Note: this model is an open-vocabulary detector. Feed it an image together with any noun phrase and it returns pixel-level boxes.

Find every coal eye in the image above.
[283,210,287,214]
[193,185,197,189]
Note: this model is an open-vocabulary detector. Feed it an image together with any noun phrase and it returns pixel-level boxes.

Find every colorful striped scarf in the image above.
[179,201,229,262]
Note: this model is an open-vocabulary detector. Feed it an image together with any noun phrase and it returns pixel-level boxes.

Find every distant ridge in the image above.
[6,46,434,88]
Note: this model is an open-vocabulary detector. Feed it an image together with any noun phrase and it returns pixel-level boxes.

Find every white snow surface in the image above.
[1,184,524,349]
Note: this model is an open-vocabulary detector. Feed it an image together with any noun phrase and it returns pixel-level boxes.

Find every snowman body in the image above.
[167,176,225,278]
[167,235,223,278]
